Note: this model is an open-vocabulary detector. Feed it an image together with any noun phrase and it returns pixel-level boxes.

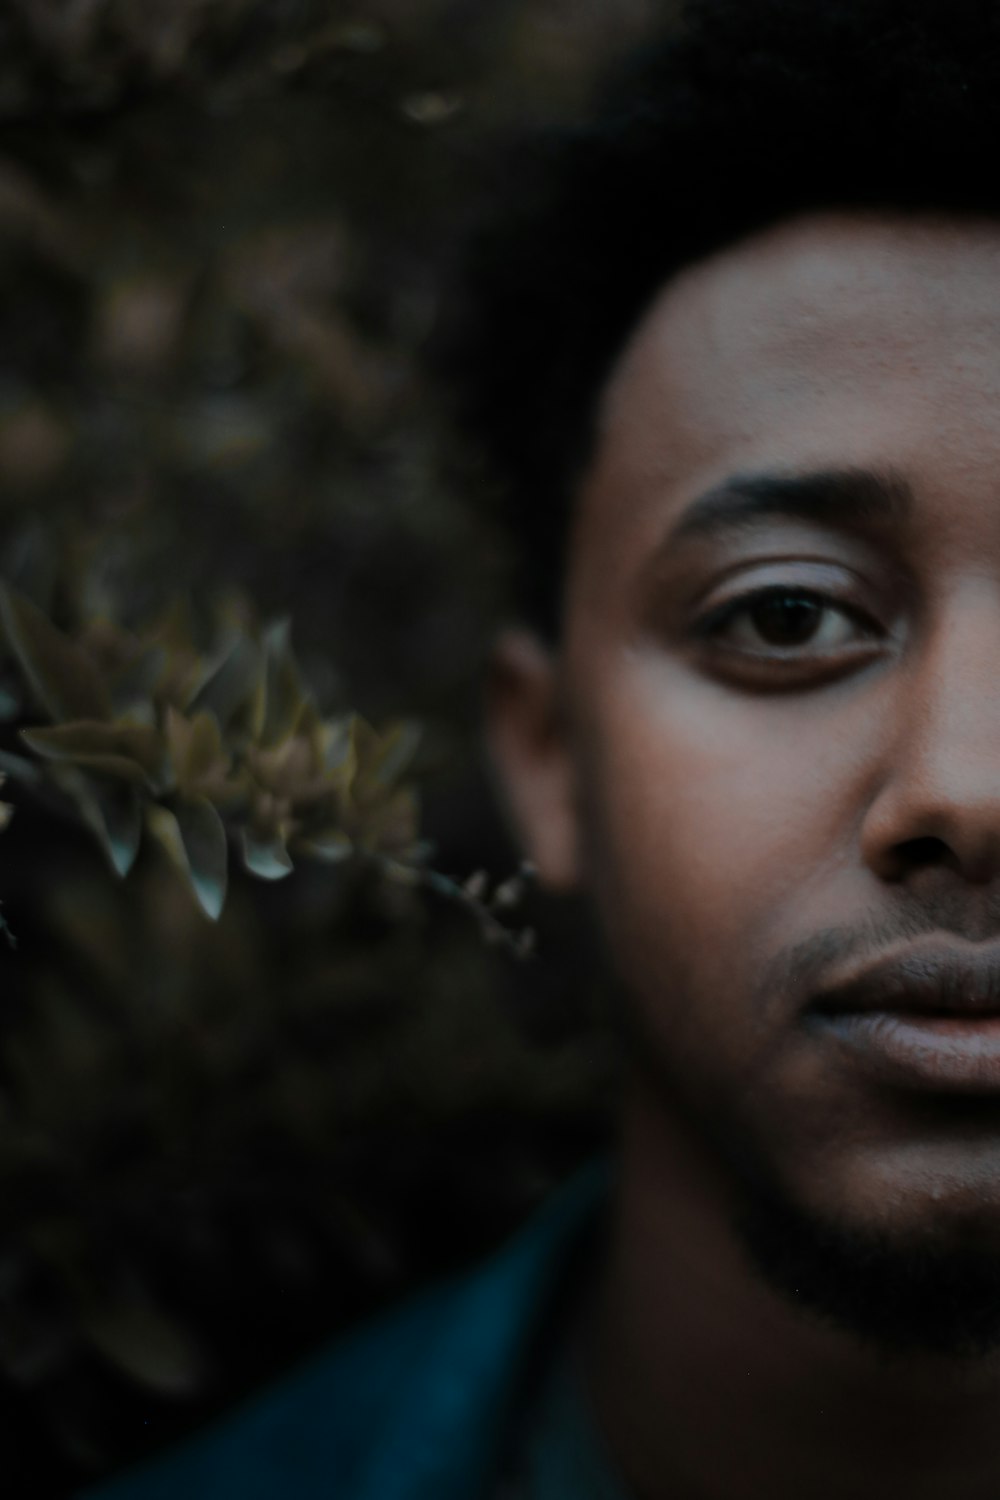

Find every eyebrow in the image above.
[665,466,913,548]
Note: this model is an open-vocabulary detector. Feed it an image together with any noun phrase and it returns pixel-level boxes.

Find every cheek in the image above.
[576,656,882,1037]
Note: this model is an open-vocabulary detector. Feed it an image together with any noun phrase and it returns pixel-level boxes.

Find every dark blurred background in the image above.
[0,2,671,1491]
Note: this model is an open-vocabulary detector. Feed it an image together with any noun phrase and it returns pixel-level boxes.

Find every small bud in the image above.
[516,928,537,960]
[400,91,465,127]
[491,876,523,910]
[462,869,489,901]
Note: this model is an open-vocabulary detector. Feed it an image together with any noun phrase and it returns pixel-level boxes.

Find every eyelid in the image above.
[695,584,880,641]
[690,553,877,611]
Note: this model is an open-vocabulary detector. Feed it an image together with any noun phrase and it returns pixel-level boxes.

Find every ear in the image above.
[485,628,581,891]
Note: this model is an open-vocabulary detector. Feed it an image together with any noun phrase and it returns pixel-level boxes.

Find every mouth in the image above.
[808,941,1000,1092]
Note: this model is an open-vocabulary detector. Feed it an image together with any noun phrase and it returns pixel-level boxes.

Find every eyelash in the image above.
[695,585,881,656]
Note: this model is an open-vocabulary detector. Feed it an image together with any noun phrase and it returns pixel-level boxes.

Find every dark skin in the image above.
[488,213,1000,1499]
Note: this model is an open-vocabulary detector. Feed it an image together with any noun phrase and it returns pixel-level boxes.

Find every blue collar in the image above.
[81,1162,611,1500]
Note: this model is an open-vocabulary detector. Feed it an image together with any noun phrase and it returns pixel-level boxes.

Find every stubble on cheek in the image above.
[570,672,782,1028]
[566,672,872,1212]
[570,709,769,1117]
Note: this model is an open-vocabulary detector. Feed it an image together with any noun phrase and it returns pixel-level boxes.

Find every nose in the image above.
[861,588,1000,885]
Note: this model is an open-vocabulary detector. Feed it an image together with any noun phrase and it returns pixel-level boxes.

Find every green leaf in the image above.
[368,720,422,785]
[0,749,42,785]
[0,585,112,722]
[356,786,419,855]
[148,800,228,918]
[108,643,168,717]
[146,803,188,870]
[258,617,308,748]
[164,707,229,797]
[347,717,421,807]
[174,797,228,920]
[296,829,353,863]
[21,721,166,788]
[320,715,355,774]
[242,826,294,880]
[0,680,23,721]
[81,1286,204,1396]
[54,767,143,877]
[186,635,260,733]
[30,748,148,783]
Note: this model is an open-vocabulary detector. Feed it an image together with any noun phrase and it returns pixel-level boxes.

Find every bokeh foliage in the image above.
[0,580,424,913]
[0,2,668,1490]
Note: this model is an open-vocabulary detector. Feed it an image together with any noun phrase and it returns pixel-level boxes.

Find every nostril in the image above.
[894,835,952,871]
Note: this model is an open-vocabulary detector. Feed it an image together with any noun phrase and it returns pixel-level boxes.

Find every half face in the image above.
[491,212,1000,1253]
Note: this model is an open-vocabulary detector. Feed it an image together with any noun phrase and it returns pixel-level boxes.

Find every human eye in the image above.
[693,584,887,683]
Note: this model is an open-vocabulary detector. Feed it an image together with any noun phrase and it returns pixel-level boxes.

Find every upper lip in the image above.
[810,940,1000,1017]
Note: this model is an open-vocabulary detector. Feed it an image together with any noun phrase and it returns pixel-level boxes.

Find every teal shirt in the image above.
[514,1346,629,1500]
[79,1164,624,1500]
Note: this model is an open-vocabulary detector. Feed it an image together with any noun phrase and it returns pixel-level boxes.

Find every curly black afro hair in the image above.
[442,0,1000,634]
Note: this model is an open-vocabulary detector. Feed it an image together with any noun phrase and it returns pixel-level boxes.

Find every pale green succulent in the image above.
[0,584,423,920]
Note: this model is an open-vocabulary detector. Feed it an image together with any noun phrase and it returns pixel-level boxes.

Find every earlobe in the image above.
[485,628,581,891]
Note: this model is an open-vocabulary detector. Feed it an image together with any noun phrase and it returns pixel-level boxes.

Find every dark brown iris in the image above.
[750,593,823,645]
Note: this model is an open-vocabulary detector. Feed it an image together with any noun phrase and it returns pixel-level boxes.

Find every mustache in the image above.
[760,893,1000,1014]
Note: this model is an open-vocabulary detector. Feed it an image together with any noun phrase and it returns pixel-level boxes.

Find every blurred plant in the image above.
[0,582,424,921]
[420,861,537,959]
[0,577,537,965]
[0,830,609,1487]
[0,574,580,1490]
[0,1,651,1487]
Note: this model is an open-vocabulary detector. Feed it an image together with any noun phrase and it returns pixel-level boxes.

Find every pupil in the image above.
[751,594,821,645]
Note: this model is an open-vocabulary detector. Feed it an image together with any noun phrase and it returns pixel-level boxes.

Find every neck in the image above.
[586,1078,1000,1500]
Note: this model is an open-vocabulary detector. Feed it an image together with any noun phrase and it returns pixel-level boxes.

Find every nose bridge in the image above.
[873,580,1000,874]
[908,583,1000,779]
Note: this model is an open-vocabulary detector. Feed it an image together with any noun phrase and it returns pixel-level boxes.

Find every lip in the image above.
[808,940,1000,1091]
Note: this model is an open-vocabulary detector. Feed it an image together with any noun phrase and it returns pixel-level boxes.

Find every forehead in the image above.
[578,212,1000,556]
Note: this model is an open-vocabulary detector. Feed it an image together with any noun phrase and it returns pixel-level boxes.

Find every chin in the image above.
[813,1132,1000,1247]
[736,1143,1000,1357]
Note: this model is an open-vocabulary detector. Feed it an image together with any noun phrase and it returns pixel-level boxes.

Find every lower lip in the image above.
[815,1011,1000,1091]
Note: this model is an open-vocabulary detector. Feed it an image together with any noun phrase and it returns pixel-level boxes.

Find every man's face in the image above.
[492,212,1000,1263]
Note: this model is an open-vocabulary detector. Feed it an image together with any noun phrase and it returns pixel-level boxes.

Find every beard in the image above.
[730,916,1000,1359]
[618,981,1000,1361]
[587,867,1000,1360]
[734,1169,1000,1360]
[615,992,1000,1359]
